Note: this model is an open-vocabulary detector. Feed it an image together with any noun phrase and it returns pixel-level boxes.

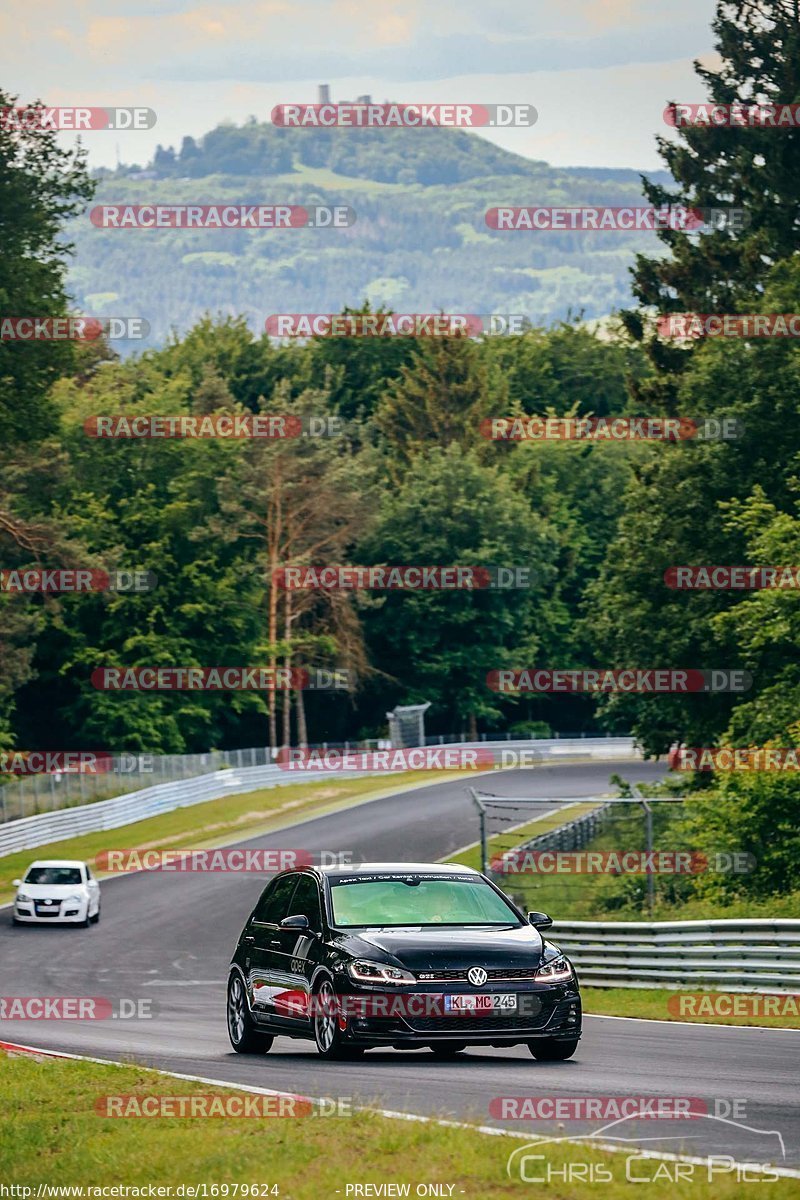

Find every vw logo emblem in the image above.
[467,966,487,987]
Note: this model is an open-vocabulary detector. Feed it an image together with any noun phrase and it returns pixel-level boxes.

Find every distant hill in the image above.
[68,121,673,350]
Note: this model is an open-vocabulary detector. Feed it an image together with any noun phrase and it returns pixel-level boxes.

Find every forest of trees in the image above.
[2,1,799,906]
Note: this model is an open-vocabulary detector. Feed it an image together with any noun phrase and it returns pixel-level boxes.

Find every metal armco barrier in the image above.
[0,737,638,858]
[550,918,800,992]
[505,801,611,859]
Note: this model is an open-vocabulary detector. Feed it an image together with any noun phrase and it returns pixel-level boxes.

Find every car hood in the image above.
[338,924,544,970]
[18,883,87,897]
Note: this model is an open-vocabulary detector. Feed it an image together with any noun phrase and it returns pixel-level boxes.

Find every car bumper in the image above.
[14,904,87,923]
[337,983,582,1045]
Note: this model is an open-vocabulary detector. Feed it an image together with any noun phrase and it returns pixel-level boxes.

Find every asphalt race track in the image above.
[2,760,798,1170]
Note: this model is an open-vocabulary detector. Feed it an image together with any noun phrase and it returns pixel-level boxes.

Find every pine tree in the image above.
[623,0,800,409]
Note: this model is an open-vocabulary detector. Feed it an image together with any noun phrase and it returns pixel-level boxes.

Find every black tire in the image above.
[528,1038,579,1061]
[429,1043,467,1057]
[227,973,274,1055]
[11,916,21,927]
[313,978,362,1059]
[91,907,100,924]
[80,913,91,928]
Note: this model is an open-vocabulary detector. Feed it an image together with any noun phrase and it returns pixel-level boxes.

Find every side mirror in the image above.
[12,879,22,887]
[280,913,311,930]
[528,911,553,931]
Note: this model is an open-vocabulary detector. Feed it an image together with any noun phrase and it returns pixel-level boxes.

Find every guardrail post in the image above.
[632,785,654,916]
[468,787,488,873]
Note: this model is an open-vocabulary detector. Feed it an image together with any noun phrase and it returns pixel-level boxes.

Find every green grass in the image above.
[1,1052,794,1195]
[583,987,800,1029]
[0,769,472,907]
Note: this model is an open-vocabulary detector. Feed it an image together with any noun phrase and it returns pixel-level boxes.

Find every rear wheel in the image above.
[227,973,274,1054]
[528,1038,579,1061]
[429,1043,467,1057]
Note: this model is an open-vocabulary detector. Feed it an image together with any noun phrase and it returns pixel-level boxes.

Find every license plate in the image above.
[444,993,517,1013]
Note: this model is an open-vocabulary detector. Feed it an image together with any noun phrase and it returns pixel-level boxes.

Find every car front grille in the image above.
[413,967,538,982]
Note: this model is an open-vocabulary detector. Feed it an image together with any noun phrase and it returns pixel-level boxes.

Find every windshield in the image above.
[329,874,521,927]
[24,867,83,886]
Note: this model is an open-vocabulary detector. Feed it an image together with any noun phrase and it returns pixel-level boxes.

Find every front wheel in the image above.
[227,973,274,1054]
[528,1038,579,1061]
[313,979,363,1059]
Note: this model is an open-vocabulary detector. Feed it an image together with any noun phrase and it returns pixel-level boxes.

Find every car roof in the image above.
[27,859,86,868]
[314,862,481,878]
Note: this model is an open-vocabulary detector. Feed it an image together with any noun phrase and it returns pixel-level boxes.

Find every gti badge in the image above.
[467,966,488,986]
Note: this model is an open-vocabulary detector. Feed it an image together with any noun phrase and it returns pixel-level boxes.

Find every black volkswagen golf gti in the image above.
[226,862,581,1060]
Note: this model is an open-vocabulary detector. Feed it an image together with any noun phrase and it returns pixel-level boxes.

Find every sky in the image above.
[0,0,722,170]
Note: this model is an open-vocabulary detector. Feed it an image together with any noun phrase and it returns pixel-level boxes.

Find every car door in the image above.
[270,872,326,1029]
[246,873,301,1025]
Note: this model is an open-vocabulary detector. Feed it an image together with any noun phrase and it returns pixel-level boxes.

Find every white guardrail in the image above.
[0,737,637,859]
[550,919,800,993]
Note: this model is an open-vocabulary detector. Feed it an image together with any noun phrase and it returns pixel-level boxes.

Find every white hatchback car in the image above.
[12,860,101,927]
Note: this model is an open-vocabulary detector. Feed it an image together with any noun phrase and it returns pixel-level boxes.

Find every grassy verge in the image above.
[1,1051,794,1195]
[583,987,800,1029]
[0,769,471,907]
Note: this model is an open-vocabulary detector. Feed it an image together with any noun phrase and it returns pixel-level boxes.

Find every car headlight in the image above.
[535,954,573,983]
[346,959,416,985]
[16,892,31,903]
[67,894,84,904]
